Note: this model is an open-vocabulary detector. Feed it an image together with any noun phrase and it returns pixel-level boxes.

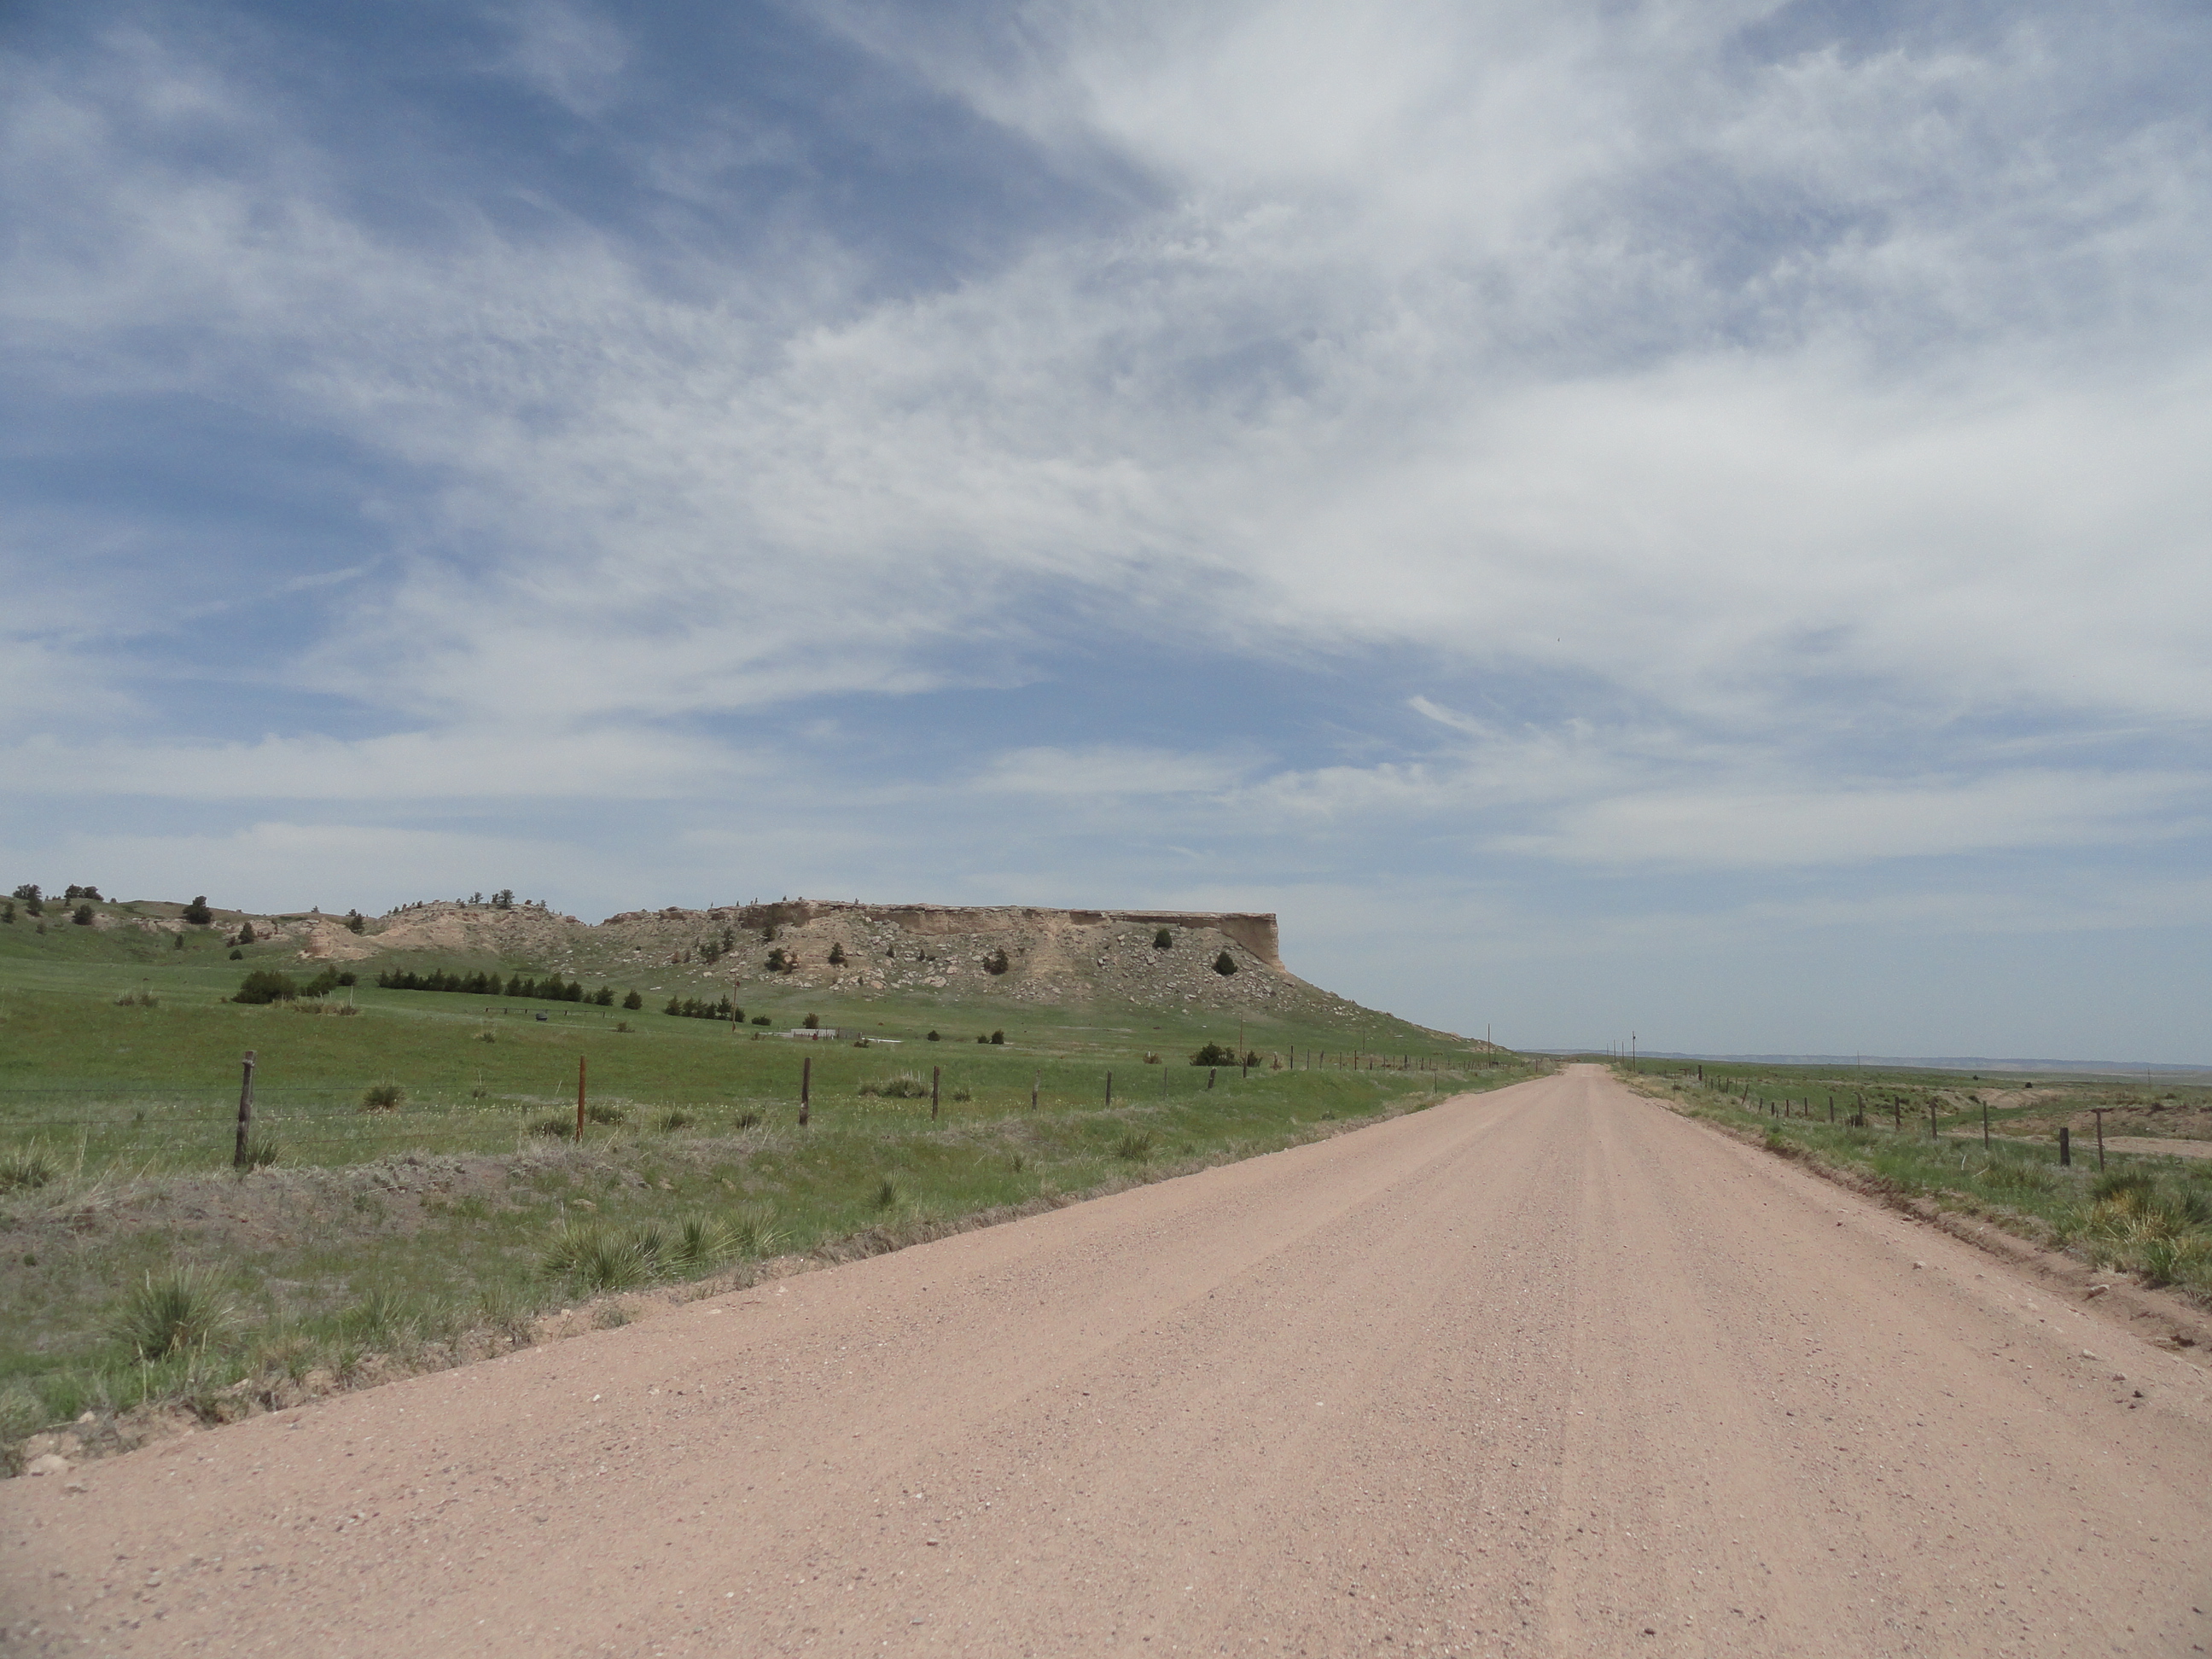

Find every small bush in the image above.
[360,1081,405,1113]
[828,942,847,966]
[0,1145,55,1191]
[733,1109,762,1130]
[529,1116,573,1138]
[72,903,94,926]
[983,948,1010,975]
[237,921,256,944]
[182,895,212,926]
[1115,1132,1155,1161]
[614,1020,632,1033]
[115,1267,234,1359]
[1153,928,1173,949]
[654,1109,693,1132]
[234,969,300,1004]
[1142,1052,1160,1064]
[114,987,157,1007]
[874,1176,899,1210]
[237,1135,279,1170]
[726,1206,784,1257]
[585,1102,627,1126]
[802,1013,819,1028]
[927,1030,941,1042]
[540,1220,649,1290]
[976,1033,988,1044]
[750,1015,771,1027]
[1190,1042,1237,1067]
[677,1216,732,1268]
[346,909,366,934]
[228,948,242,960]
[1213,950,1238,976]
[859,1073,930,1099]
[622,990,643,1010]
[990,1029,1005,1045]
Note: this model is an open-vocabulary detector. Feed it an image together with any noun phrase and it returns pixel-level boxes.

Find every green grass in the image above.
[0,906,1528,1461]
[1639,1063,2212,1302]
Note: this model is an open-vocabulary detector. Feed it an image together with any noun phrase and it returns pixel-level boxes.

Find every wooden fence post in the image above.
[575,1055,586,1139]
[800,1056,811,1128]
[2093,1109,2105,1170]
[1982,1097,1991,1149]
[1031,1072,1039,1111]
[234,1050,256,1169]
[1106,1070,1114,1107]
[2059,1126,2071,1167]
[931,1065,940,1121]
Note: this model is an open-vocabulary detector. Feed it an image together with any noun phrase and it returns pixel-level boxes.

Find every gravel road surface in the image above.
[6,1064,2209,1656]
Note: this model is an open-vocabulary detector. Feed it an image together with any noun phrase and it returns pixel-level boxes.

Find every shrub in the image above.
[1115,1132,1155,1161]
[237,1136,279,1170]
[828,942,846,965]
[72,903,94,926]
[927,1030,941,1042]
[0,1145,55,1191]
[725,1206,784,1256]
[114,987,157,1007]
[733,1109,762,1130]
[360,1082,405,1112]
[983,947,1010,975]
[654,1109,693,1132]
[750,1015,771,1026]
[765,947,790,973]
[230,948,243,960]
[539,1221,649,1290]
[115,1267,234,1359]
[622,990,643,1010]
[183,895,212,925]
[1213,950,1238,975]
[1190,1042,1237,1067]
[346,909,366,934]
[238,921,256,944]
[977,1033,988,1044]
[234,969,300,1004]
[859,1073,930,1099]
[802,1013,820,1028]
[585,1102,627,1126]
[990,1029,1005,1045]
[1153,928,1173,949]
[1,901,13,923]
[529,1116,573,1138]
[875,1177,899,1210]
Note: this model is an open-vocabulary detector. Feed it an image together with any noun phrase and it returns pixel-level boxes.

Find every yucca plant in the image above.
[115,1267,234,1359]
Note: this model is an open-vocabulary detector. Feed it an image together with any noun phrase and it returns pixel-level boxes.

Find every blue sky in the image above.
[4,0,2209,1059]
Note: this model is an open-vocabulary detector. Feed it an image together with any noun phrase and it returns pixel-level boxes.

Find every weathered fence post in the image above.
[575,1055,586,1139]
[1031,1072,1039,1111]
[1930,1101,1938,1140]
[2093,1109,2105,1170]
[1106,1070,1114,1107]
[234,1050,256,1169]
[1982,1097,1991,1149]
[931,1065,940,1121]
[2059,1126,2071,1167]
[800,1056,811,1128]
[1208,1068,1216,1091]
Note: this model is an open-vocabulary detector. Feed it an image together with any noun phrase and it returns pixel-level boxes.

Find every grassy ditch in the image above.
[1630,1064,2212,1304]
[0,1060,1535,1473]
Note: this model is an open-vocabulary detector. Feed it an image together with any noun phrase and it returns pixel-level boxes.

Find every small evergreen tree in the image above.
[828,942,846,965]
[72,903,94,926]
[1153,928,1173,949]
[982,947,1010,975]
[990,1030,1004,1045]
[238,921,256,945]
[1212,950,1237,975]
[622,990,643,1010]
[346,909,365,934]
[927,1029,940,1041]
[802,1013,819,1028]
[183,895,212,926]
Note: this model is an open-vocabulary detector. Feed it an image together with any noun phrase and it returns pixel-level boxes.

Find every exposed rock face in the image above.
[310,899,1383,1019]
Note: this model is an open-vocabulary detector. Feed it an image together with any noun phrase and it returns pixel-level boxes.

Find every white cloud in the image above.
[973,744,1247,796]
[1501,770,2202,868]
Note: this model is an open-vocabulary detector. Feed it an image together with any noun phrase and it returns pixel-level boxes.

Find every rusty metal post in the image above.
[234,1050,256,1168]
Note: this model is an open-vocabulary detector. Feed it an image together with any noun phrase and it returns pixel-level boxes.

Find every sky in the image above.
[3,0,2209,1060]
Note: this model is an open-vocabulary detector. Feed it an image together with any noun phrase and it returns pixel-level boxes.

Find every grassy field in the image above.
[0,905,1528,1469]
[1622,1060,2212,1304]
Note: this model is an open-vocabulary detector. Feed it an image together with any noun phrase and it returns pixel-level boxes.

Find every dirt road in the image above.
[7,1066,2210,1656]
